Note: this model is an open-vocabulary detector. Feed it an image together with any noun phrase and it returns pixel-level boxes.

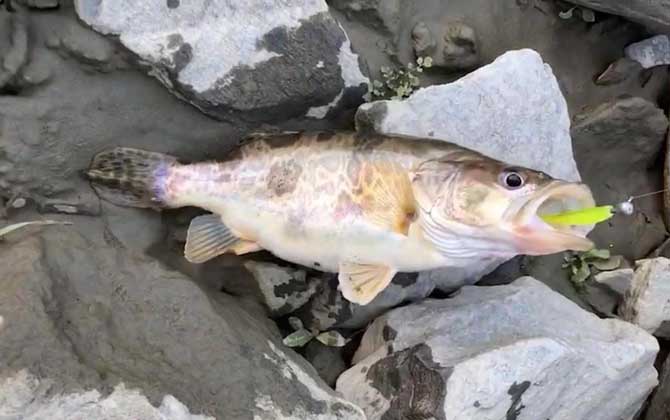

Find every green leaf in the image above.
[584,248,610,260]
[315,330,348,347]
[282,329,314,347]
[0,220,72,239]
[571,263,591,284]
[591,255,622,271]
[373,80,383,88]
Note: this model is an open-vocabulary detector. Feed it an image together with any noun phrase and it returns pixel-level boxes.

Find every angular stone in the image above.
[564,1,670,33]
[337,278,659,420]
[356,49,580,182]
[0,226,364,419]
[619,257,670,338]
[243,260,318,317]
[625,35,670,69]
[74,0,368,123]
[0,371,212,420]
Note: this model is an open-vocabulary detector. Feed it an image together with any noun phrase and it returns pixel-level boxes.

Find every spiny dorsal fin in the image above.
[338,261,397,305]
[353,161,416,235]
[184,214,240,263]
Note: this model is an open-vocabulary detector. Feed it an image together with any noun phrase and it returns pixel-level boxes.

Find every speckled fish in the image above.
[86,130,596,305]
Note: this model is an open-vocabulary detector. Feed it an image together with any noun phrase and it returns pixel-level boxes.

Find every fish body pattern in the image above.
[87,131,595,305]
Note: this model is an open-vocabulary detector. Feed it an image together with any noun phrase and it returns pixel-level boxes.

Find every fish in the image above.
[86,130,596,305]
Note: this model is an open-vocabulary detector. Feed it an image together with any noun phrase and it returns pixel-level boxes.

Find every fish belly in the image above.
[219,198,448,273]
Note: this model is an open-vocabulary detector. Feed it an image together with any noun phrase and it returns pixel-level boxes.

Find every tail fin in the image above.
[86,147,178,209]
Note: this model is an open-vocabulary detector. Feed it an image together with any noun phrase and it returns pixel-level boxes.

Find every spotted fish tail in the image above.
[86,147,178,209]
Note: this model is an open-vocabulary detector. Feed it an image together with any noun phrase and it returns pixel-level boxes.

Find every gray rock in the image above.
[0,10,242,202]
[572,97,669,261]
[595,57,643,86]
[619,257,670,338]
[337,277,659,420]
[49,21,121,73]
[243,261,318,317]
[644,352,670,420]
[16,0,59,9]
[297,272,435,331]
[412,20,479,71]
[594,268,634,295]
[0,371,212,420]
[304,341,347,388]
[564,1,670,33]
[0,226,365,420]
[329,0,401,34]
[356,48,581,182]
[0,13,28,90]
[74,0,368,123]
[625,35,670,69]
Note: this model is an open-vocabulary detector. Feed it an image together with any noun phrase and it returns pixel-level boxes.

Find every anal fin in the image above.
[338,262,396,305]
[185,214,240,263]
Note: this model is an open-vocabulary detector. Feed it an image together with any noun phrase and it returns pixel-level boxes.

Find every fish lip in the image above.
[509,181,597,254]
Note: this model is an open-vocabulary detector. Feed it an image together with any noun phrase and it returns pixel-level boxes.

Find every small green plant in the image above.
[282,317,349,348]
[366,56,433,101]
[562,248,622,289]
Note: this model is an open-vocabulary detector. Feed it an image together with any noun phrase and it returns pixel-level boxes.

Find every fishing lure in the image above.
[539,191,655,226]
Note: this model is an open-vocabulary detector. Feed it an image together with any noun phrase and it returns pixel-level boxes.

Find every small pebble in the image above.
[11,197,26,208]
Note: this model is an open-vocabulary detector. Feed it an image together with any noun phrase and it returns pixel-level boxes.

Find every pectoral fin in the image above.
[354,161,416,235]
[185,214,240,263]
[338,261,397,305]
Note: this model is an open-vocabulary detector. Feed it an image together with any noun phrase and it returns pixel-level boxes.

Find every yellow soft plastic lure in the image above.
[540,205,615,226]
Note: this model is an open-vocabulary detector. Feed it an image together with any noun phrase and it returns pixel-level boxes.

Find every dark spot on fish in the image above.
[474,401,481,408]
[173,42,193,73]
[314,262,321,267]
[506,381,531,420]
[167,0,179,8]
[267,160,302,197]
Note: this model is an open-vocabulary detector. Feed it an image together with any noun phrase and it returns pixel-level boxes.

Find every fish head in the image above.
[411,156,595,258]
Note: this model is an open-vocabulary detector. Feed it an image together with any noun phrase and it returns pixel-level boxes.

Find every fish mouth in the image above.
[511,181,596,255]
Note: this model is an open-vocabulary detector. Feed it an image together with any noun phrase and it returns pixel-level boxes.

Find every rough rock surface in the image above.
[565,0,670,33]
[595,58,643,86]
[0,371,212,420]
[644,352,670,420]
[303,341,347,388]
[572,96,669,260]
[243,261,319,317]
[74,0,368,123]
[619,258,670,338]
[356,48,580,182]
[625,35,670,69]
[329,0,401,35]
[296,272,435,331]
[337,277,659,420]
[0,226,364,420]
[411,19,479,71]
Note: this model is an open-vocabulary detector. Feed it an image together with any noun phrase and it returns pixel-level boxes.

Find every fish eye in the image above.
[500,170,524,190]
